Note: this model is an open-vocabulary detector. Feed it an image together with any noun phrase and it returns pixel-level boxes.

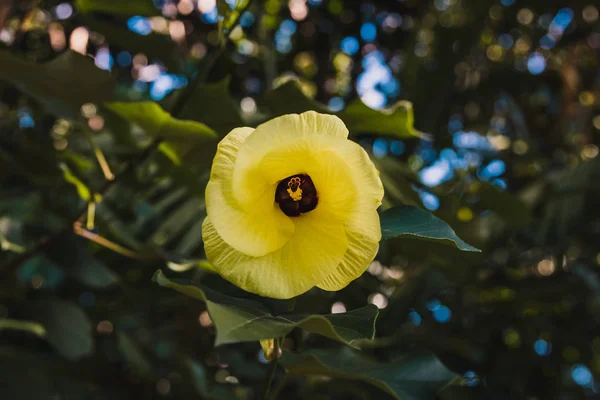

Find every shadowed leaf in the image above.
[83,17,182,72]
[478,182,532,228]
[178,78,244,135]
[0,50,115,118]
[281,349,456,400]
[380,206,480,252]
[153,270,378,346]
[28,299,94,360]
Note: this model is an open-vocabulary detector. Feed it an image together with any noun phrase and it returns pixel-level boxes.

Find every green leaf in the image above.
[380,206,480,252]
[83,18,182,72]
[0,50,115,118]
[338,99,419,139]
[117,332,152,376]
[218,0,251,32]
[28,299,94,360]
[75,0,160,15]
[0,319,46,337]
[104,101,218,167]
[178,77,245,135]
[264,80,423,139]
[153,270,378,347]
[263,79,330,115]
[281,349,456,400]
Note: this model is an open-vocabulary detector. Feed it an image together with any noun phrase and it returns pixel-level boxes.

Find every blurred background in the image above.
[1,0,600,399]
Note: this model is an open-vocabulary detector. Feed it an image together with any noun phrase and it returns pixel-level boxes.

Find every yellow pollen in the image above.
[287,177,303,201]
[287,187,302,201]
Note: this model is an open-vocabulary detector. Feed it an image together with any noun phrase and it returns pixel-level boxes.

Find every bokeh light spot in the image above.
[433,305,452,323]
[527,52,546,75]
[127,16,152,35]
[340,36,359,55]
[571,364,593,387]
[534,339,552,356]
[360,22,377,42]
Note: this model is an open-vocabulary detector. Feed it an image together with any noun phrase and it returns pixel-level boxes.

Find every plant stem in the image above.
[268,373,287,400]
[260,339,281,400]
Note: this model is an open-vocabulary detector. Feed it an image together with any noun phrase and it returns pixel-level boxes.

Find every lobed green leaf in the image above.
[264,80,424,139]
[153,270,378,346]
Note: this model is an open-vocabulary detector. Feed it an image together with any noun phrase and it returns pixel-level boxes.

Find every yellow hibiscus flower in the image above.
[202,111,384,299]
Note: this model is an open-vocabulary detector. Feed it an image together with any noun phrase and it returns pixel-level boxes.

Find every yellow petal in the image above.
[315,141,384,291]
[203,211,348,299]
[316,229,379,291]
[210,127,254,182]
[207,126,294,257]
[231,112,349,209]
[333,140,384,209]
[259,339,281,361]
[244,111,349,156]
[206,181,294,257]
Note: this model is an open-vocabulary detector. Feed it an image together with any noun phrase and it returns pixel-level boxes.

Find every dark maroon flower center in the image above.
[274,174,318,217]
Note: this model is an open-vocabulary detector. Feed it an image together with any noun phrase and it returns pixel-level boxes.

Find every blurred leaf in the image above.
[83,18,182,72]
[0,347,105,400]
[338,99,420,139]
[105,101,216,139]
[117,332,152,376]
[265,80,422,139]
[61,165,92,201]
[72,258,120,289]
[166,259,217,273]
[0,50,115,118]
[18,255,65,288]
[75,0,160,15]
[380,206,480,252]
[45,235,120,289]
[0,319,46,337]
[153,270,378,346]
[178,77,245,135]
[264,79,331,115]
[373,157,423,207]
[477,182,532,228]
[28,299,94,360]
[0,232,26,254]
[281,349,455,400]
[104,101,218,168]
[186,359,209,398]
[436,378,483,400]
[184,358,252,399]
[218,0,250,32]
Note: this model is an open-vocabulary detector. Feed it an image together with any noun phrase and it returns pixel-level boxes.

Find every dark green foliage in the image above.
[0,0,599,399]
